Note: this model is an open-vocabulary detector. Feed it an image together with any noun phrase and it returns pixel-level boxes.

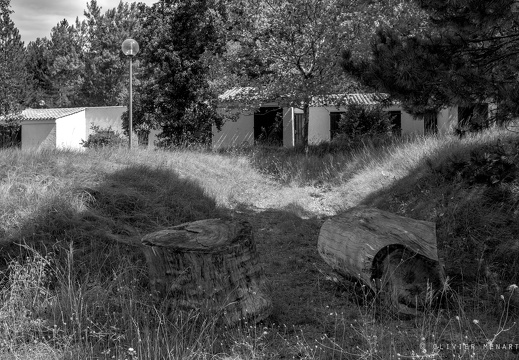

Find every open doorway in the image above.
[254,107,283,146]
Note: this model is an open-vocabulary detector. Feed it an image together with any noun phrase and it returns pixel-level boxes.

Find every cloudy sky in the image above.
[11,0,157,44]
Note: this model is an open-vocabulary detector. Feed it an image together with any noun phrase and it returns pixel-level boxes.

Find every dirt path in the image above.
[230,206,356,343]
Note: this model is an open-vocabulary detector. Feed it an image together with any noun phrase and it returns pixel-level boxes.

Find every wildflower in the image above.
[455,316,460,321]
[508,284,518,291]
[473,319,479,325]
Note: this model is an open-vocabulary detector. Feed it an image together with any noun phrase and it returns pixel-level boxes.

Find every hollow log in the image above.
[318,206,444,315]
[141,219,272,325]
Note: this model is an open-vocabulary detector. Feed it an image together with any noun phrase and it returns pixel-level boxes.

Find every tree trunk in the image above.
[141,219,272,325]
[302,101,310,148]
[318,206,445,315]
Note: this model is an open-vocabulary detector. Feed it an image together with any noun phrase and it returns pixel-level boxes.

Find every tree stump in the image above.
[318,206,444,315]
[141,219,272,325]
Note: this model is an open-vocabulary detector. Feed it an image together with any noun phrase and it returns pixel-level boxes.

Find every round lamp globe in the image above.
[121,38,139,56]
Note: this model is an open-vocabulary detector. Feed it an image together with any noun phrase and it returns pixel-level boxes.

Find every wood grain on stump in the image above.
[141,219,272,324]
[318,206,444,315]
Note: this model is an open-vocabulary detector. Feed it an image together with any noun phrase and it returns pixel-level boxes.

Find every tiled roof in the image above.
[309,93,390,107]
[219,87,258,101]
[219,87,390,106]
[21,108,86,121]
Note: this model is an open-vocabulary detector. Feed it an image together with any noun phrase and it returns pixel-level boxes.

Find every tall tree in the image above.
[342,0,519,121]
[26,37,53,108]
[45,19,85,107]
[129,0,226,146]
[0,0,29,116]
[79,0,142,106]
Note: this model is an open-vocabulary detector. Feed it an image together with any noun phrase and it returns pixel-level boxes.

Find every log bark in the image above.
[318,206,444,315]
[141,219,272,325]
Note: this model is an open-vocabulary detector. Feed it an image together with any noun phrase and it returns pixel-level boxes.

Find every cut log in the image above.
[318,206,444,315]
[141,219,272,325]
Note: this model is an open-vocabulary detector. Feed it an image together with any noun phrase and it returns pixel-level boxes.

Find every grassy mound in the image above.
[359,131,519,292]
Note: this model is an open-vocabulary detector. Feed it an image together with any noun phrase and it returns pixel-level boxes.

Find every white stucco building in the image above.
[20,106,161,150]
[213,89,461,149]
[21,108,87,150]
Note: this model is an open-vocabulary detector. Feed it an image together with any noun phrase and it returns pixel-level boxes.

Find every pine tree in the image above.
[79,0,142,106]
[45,19,85,107]
[0,0,29,116]
[342,0,519,121]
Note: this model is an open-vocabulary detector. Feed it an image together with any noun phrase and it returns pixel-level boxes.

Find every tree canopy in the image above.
[127,0,227,146]
[0,0,29,116]
[342,0,519,122]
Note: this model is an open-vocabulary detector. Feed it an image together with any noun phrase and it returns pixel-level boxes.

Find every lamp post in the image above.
[121,38,139,148]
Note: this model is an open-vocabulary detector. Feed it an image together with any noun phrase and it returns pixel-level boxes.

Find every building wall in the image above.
[282,107,295,147]
[308,107,333,144]
[85,106,126,136]
[21,121,56,150]
[56,111,87,149]
[212,110,254,148]
[148,129,161,148]
[306,105,428,143]
[401,112,424,135]
[84,106,146,147]
[213,103,460,148]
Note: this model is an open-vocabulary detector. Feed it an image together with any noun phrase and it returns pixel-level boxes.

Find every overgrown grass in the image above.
[1,127,518,359]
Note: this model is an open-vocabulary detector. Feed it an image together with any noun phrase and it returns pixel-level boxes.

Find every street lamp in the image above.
[121,38,139,148]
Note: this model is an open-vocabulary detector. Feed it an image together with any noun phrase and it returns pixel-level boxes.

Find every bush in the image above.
[81,125,127,148]
[333,104,394,142]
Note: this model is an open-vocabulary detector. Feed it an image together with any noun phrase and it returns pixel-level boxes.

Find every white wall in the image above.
[213,102,462,148]
[85,106,126,136]
[56,110,87,149]
[401,111,424,135]
[212,110,254,148]
[308,107,333,144]
[147,128,161,148]
[282,107,295,147]
[21,122,56,150]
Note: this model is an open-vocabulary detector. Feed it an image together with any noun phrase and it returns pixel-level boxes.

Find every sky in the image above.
[11,0,157,44]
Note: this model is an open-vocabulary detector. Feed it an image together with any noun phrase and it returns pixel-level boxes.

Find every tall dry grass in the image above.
[0,127,518,359]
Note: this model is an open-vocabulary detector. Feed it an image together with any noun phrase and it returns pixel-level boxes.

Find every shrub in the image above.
[81,125,126,148]
[333,104,394,143]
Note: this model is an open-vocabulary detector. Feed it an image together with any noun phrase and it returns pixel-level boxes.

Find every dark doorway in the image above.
[254,107,283,145]
[329,112,345,140]
[424,112,438,135]
[0,124,21,148]
[458,104,489,132]
[294,113,304,146]
[389,111,401,135]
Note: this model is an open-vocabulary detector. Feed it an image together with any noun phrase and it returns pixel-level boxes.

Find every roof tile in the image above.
[219,87,390,106]
[21,108,86,121]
